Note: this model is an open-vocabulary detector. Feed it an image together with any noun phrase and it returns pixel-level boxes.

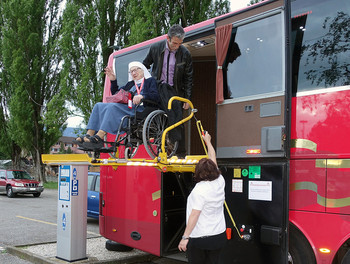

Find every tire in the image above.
[105,239,133,252]
[341,249,350,264]
[6,186,15,198]
[124,140,140,159]
[143,110,178,159]
[33,193,41,197]
[288,224,316,264]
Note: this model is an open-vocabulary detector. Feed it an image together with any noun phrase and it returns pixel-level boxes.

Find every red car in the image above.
[0,169,44,198]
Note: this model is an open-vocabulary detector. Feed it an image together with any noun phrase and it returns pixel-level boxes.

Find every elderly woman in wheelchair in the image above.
[73,61,159,150]
[74,61,179,159]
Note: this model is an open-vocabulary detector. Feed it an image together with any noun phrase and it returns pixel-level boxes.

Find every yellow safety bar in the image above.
[158,96,195,163]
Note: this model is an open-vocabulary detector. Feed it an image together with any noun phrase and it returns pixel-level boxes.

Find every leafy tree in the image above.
[59,0,130,124]
[249,0,264,5]
[127,0,230,45]
[1,0,66,181]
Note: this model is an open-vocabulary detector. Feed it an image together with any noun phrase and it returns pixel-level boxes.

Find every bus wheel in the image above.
[105,239,133,252]
[289,225,316,264]
[341,249,350,264]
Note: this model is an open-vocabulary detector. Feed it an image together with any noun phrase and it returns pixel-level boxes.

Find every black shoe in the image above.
[72,134,91,147]
[82,135,104,151]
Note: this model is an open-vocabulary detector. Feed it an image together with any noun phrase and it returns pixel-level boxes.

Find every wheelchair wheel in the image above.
[124,140,140,159]
[143,110,178,159]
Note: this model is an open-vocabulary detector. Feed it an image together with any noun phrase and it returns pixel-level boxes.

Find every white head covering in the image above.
[128,61,151,82]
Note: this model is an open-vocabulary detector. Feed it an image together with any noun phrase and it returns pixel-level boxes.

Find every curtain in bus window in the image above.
[225,14,284,100]
[291,0,350,94]
[215,24,232,104]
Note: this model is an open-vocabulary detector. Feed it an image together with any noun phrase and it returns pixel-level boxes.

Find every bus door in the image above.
[215,1,290,263]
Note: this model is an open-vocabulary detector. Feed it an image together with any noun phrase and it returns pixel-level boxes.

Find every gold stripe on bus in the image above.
[152,190,161,201]
[290,181,350,208]
[315,159,326,168]
[291,139,317,152]
[326,159,350,169]
[326,197,350,208]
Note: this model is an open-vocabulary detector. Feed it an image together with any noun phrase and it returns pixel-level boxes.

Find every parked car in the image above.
[87,172,100,219]
[0,169,44,198]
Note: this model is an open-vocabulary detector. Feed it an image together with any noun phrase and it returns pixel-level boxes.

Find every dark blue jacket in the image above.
[111,77,160,103]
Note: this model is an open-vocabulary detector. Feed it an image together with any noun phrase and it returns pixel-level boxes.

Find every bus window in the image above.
[113,46,151,85]
[224,13,284,100]
[291,0,350,94]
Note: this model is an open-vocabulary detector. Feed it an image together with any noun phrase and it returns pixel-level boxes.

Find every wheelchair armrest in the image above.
[133,98,159,122]
[140,98,159,107]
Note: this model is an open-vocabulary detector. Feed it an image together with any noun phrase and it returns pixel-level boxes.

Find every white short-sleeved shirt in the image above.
[186,175,226,238]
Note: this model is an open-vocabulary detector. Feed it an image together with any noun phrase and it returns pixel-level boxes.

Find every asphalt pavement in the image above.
[0,189,186,264]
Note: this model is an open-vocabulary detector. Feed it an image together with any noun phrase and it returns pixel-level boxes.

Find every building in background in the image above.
[50,127,84,154]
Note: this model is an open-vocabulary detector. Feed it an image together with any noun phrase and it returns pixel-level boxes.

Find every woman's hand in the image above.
[133,95,143,105]
[202,131,211,145]
[178,238,189,252]
[104,66,116,81]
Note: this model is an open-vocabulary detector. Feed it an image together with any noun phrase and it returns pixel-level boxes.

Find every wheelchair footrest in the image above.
[77,146,117,153]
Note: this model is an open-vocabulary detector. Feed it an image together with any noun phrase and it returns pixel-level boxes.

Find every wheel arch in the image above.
[332,236,350,264]
[289,221,317,262]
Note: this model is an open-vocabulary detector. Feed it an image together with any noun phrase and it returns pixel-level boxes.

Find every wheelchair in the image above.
[102,99,179,160]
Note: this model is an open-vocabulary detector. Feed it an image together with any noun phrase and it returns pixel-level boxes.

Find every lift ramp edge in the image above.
[41,153,208,173]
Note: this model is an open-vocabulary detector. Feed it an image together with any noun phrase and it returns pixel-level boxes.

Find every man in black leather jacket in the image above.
[143,24,193,110]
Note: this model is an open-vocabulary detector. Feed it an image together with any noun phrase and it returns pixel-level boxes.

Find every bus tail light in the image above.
[246,149,261,154]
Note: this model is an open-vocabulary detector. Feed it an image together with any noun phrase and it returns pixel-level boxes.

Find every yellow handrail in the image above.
[158,96,195,162]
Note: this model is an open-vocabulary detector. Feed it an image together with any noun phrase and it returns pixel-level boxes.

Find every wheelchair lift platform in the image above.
[43,97,208,173]
[42,153,207,173]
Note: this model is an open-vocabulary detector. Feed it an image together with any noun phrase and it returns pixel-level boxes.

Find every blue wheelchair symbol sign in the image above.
[62,213,66,231]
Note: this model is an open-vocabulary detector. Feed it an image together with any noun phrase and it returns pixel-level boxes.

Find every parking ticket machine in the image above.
[57,165,88,262]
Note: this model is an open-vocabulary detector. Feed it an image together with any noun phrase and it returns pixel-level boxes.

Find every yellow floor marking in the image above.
[16,215,100,236]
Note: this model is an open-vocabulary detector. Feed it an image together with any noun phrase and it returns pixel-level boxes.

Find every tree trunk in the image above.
[11,144,22,169]
[33,149,46,183]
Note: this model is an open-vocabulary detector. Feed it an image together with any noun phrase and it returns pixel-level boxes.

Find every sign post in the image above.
[57,164,88,261]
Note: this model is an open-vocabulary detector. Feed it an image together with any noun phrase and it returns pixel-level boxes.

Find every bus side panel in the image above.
[102,161,161,256]
[291,90,350,159]
[327,166,350,215]
[219,163,288,264]
[289,159,326,213]
[217,96,285,158]
[290,211,350,263]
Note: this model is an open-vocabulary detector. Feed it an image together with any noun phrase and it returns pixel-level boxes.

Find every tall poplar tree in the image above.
[1,0,65,181]
[127,0,230,45]
[59,0,130,123]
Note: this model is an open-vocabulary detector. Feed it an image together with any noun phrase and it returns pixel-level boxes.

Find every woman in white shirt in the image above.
[178,131,226,264]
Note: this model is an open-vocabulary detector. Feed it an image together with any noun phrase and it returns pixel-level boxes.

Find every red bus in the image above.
[98,0,350,263]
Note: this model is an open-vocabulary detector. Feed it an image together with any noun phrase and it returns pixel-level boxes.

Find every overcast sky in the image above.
[230,0,251,11]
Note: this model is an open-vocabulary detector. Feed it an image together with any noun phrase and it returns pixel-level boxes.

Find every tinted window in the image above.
[95,176,100,192]
[7,171,32,179]
[291,0,350,94]
[88,174,94,191]
[224,13,284,100]
[114,47,150,86]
